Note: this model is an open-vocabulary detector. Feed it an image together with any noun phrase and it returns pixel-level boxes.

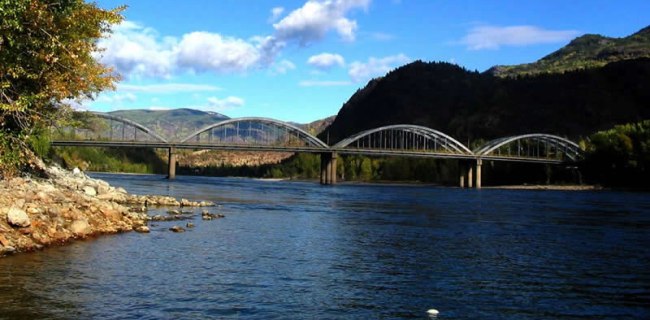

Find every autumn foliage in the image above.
[0,0,123,176]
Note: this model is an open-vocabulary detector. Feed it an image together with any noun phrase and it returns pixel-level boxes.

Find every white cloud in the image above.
[269,7,285,23]
[299,80,352,87]
[348,54,410,82]
[118,83,221,93]
[175,32,261,73]
[271,59,297,75]
[96,21,175,78]
[207,96,245,111]
[99,1,373,79]
[273,0,370,45]
[460,25,580,50]
[307,53,345,69]
[98,21,262,78]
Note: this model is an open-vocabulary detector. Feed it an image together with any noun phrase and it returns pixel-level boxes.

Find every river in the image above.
[1,173,649,319]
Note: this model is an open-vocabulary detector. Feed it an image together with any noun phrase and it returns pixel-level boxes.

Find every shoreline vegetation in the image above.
[0,158,214,257]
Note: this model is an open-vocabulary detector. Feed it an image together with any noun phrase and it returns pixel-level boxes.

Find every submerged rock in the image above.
[169,226,185,233]
[201,211,225,220]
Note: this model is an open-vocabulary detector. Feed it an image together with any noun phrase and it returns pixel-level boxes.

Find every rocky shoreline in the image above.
[0,165,214,257]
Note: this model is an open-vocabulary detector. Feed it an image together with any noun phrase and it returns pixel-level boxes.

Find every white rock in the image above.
[83,186,97,197]
[72,167,81,175]
[134,226,150,233]
[427,309,439,317]
[70,220,91,236]
[7,207,30,228]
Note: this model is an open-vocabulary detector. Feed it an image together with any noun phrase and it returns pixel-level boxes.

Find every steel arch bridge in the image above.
[179,117,329,152]
[331,124,474,159]
[475,133,583,163]
[50,112,585,186]
[51,112,169,147]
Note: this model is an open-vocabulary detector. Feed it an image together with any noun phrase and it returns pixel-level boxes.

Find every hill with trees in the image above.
[109,108,229,141]
[489,26,650,77]
[323,58,650,146]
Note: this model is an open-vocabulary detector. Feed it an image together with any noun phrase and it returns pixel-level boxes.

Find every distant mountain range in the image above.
[108,108,229,141]
[489,26,650,77]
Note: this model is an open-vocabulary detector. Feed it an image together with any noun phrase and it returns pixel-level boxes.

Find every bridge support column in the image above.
[320,152,337,185]
[467,165,474,188]
[459,171,465,188]
[475,159,482,189]
[167,147,176,180]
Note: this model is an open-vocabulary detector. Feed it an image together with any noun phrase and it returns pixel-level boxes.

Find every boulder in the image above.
[70,220,91,236]
[186,223,195,228]
[7,207,31,228]
[134,226,150,233]
[83,186,97,197]
[72,167,81,175]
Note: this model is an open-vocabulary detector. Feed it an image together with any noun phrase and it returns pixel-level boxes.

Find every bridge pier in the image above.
[320,152,337,185]
[460,159,482,188]
[475,159,482,189]
[167,147,177,180]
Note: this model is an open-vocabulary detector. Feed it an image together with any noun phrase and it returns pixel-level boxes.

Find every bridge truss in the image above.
[475,134,583,163]
[179,117,328,152]
[332,125,475,159]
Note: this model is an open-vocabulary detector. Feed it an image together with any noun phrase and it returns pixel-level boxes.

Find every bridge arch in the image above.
[474,134,583,162]
[334,125,473,155]
[89,112,169,143]
[180,117,329,149]
[52,112,168,143]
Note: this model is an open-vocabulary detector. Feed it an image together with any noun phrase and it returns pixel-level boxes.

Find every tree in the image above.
[0,0,123,176]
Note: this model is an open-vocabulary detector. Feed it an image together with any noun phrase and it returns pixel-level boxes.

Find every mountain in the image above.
[489,26,650,77]
[323,58,650,145]
[108,108,229,141]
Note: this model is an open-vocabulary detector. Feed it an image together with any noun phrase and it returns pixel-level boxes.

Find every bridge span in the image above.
[51,112,584,188]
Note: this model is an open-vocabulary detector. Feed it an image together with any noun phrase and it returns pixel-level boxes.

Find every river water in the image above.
[1,173,649,319]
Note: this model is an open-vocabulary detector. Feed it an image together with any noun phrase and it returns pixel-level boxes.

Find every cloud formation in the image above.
[97,21,175,78]
[461,25,580,50]
[99,1,370,79]
[207,96,245,111]
[97,22,262,78]
[273,0,370,45]
[176,32,261,73]
[269,7,285,23]
[348,54,410,83]
[307,53,345,69]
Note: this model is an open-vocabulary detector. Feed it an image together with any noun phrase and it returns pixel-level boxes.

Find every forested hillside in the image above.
[489,26,650,77]
[323,58,650,145]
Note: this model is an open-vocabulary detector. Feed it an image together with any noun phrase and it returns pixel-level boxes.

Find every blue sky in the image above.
[86,0,649,123]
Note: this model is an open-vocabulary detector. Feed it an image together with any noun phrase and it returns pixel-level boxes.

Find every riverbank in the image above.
[0,163,214,257]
